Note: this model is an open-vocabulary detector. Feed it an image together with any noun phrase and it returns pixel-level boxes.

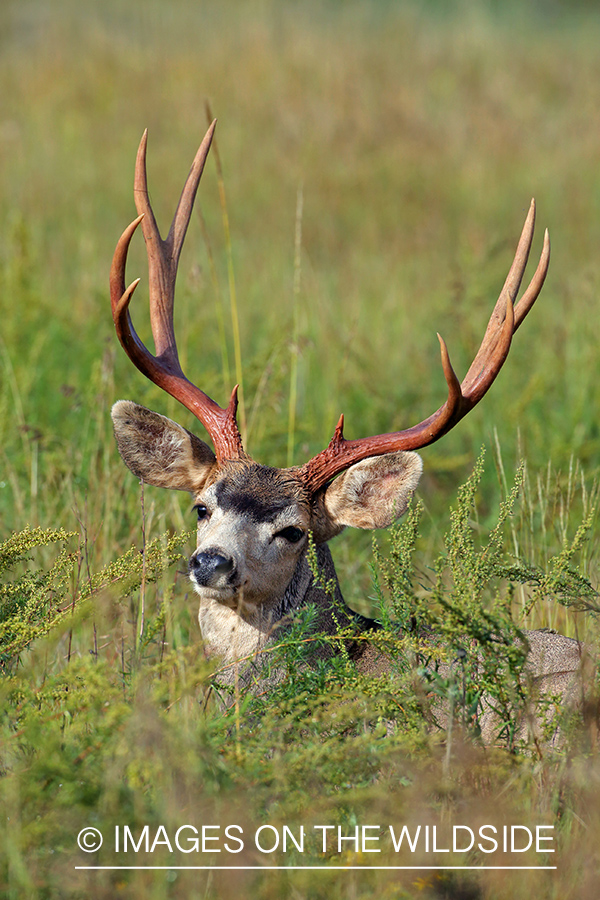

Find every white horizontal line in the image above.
[75,865,557,871]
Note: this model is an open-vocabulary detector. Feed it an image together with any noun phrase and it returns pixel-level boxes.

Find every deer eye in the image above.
[194,504,209,521]
[276,526,305,544]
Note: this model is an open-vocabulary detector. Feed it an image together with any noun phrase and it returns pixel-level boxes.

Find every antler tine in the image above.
[110,214,152,370]
[110,122,245,462]
[134,120,217,363]
[514,225,550,332]
[300,201,549,493]
[459,199,547,403]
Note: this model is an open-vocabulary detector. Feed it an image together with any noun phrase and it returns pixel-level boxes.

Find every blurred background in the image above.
[1,0,600,612]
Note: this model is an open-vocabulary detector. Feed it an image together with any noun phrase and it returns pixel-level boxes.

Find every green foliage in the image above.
[0,527,78,672]
[0,464,598,898]
[371,450,597,748]
[0,525,190,677]
[504,512,600,617]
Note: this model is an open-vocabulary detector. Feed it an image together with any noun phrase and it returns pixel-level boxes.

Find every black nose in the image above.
[189,550,235,586]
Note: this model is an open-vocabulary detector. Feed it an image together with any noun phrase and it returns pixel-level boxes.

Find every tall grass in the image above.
[1,1,600,897]
[2,1,600,572]
[1,456,598,899]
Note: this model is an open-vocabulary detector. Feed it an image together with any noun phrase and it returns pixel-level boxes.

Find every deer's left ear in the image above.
[313,451,423,540]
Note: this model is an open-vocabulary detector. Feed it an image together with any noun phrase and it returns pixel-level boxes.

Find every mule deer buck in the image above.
[110,121,593,742]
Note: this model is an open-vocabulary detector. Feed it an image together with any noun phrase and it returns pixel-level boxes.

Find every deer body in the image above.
[109,123,594,741]
[112,399,591,739]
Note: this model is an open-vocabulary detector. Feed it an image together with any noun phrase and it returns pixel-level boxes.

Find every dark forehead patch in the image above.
[214,464,308,523]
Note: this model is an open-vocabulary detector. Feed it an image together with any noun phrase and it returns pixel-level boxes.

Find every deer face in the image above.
[188,462,313,611]
[112,401,423,615]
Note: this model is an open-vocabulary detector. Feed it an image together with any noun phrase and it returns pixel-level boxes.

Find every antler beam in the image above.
[300,199,550,492]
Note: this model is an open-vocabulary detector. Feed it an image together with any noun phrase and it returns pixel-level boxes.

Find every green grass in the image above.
[1,1,600,897]
[1,463,598,899]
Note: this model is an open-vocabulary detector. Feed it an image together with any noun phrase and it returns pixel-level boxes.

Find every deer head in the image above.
[110,121,549,650]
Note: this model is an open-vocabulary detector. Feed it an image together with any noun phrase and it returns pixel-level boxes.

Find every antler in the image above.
[300,199,550,492]
[110,121,245,462]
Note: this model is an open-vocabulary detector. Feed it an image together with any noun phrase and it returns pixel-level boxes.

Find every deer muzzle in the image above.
[189,549,236,588]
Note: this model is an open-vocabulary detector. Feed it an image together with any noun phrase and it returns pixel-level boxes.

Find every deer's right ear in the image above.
[111,401,217,492]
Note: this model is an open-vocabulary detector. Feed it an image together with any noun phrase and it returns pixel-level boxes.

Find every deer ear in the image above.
[315,451,423,537]
[111,401,217,492]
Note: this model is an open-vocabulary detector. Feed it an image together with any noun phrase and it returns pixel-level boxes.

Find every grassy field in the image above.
[2,0,600,897]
